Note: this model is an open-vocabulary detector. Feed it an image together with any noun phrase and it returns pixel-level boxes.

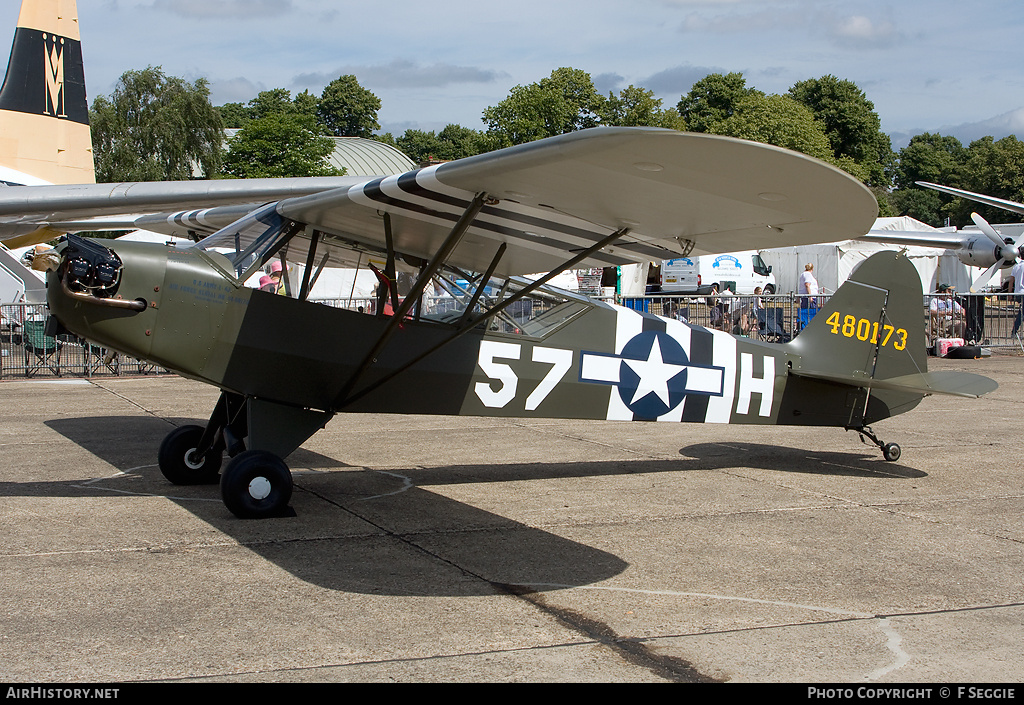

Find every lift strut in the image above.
[336,226,631,410]
[334,192,490,405]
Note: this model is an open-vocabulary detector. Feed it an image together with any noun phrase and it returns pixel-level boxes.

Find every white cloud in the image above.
[943,107,1024,145]
[293,61,509,91]
[830,14,897,46]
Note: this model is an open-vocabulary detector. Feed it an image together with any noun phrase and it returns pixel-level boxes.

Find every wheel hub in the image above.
[183,448,204,470]
[248,476,272,501]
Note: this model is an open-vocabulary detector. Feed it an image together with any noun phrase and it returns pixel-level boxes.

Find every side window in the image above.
[751,254,770,276]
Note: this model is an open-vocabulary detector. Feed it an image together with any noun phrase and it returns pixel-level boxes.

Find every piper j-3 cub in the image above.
[9,128,997,518]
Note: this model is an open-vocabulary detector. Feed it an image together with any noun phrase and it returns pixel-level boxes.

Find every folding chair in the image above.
[22,319,62,377]
[80,339,122,376]
[756,308,790,343]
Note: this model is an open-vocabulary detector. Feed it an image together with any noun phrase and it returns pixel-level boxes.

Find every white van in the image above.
[660,250,776,295]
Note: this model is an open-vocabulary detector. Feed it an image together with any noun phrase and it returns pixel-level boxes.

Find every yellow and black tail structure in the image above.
[0,0,94,185]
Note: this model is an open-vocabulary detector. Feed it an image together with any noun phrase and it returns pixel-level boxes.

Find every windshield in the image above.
[194,203,291,280]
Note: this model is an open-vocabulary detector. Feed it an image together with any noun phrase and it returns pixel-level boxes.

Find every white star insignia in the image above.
[622,336,688,406]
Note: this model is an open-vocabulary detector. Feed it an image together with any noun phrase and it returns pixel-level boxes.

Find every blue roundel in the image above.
[617,331,690,419]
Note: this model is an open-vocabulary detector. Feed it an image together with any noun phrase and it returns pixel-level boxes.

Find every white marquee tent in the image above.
[759,216,984,295]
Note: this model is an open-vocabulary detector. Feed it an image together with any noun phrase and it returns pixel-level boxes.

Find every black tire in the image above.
[882,443,902,462]
[220,450,293,519]
[158,425,222,485]
[764,284,775,295]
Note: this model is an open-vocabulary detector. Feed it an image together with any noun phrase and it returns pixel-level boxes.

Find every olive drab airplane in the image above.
[0,5,997,520]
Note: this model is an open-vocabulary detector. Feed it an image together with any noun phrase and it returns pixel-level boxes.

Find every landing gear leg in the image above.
[849,425,901,462]
[158,392,331,518]
[157,392,245,484]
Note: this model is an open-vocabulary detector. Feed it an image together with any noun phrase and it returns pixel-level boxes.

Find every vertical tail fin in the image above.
[785,250,929,384]
[0,0,94,185]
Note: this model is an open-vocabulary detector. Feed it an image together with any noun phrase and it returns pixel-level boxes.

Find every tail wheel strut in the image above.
[849,425,902,462]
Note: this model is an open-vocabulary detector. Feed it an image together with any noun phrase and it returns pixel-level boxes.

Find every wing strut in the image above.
[334,226,631,410]
[458,242,507,327]
[297,225,322,301]
[334,192,491,404]
[380,213,400,316]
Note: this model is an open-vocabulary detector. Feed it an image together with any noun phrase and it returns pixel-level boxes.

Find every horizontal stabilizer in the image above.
[792,368,998,399]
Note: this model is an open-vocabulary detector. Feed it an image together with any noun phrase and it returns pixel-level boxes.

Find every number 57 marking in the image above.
[475,341,574,410]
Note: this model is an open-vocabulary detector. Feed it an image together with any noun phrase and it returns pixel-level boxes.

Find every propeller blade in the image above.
[971,212,1017,263]
[971,212,1005,247]
[970,260,1004,292]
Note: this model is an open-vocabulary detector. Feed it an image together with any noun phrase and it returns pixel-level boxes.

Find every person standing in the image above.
[1010,258,1024,337]
[798,263,819,306]
[796,263,820,331]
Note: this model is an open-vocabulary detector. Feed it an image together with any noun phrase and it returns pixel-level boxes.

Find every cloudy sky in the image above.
[4,0,1023,148]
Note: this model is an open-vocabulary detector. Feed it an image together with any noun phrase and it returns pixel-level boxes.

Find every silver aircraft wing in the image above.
[0,175,369,247]
[273,127,879,276]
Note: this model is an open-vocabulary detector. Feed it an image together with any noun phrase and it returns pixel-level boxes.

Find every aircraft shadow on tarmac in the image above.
[17,415,924,597]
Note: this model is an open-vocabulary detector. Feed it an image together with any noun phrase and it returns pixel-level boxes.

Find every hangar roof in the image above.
[222,130,415,177]
[325,137,416,176]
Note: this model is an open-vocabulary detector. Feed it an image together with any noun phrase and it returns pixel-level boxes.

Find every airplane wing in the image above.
[860,229,965,250]
[0,175,368,247]
[269,127,878,277]
[917,181,1024,217]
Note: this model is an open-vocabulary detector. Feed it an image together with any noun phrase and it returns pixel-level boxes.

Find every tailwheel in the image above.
[882,443,902,462]
[221,450,293,519]
[158,425,222,485]
[849,425,902,463]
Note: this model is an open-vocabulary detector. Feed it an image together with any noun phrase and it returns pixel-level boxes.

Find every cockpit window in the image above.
[194,204,292,281]
[191,204,592,338]
[420,272,590,338]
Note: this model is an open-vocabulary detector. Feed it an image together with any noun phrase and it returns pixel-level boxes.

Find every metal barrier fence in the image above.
[4,291,1021,379]
[624,291,1024,352]
[1,303,170,379]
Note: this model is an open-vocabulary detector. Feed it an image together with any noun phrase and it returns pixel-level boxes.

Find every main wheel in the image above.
[882,443,902,462]
[158,425,222,485]
[220,450,293,519]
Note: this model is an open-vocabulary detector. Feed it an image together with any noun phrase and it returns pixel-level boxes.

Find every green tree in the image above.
[221,113,343,178]
[893,132,965,189]
[317,75,382,137]
[396,124,491,164]
[890,133,966,225]
[677,72,762,133]
[248,88,296,120]
[599,85,686,129]
[90,66,224,181]
[950,135,1024,226]
[218,88,320,129]
[788,75,894,186]
[293,89,319,118]
[218,102,250,129]
[711,94,838,164]
[483,67,605,147]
